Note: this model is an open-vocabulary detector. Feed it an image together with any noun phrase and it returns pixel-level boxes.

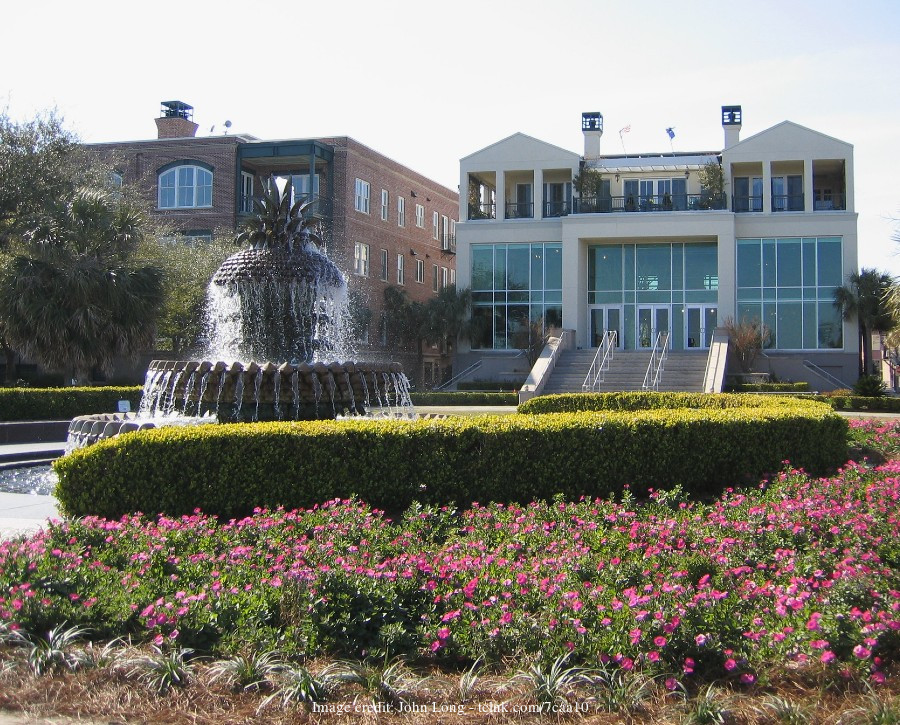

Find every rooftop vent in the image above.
[155,100,198,139]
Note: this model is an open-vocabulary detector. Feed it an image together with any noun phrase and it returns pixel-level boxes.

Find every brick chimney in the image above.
[582,112,604,159]
[155,101,198,139]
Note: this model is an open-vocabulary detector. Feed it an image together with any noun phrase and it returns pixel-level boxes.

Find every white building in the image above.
[454,106,858,390]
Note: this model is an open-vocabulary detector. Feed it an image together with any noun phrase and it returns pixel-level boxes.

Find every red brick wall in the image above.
[86,136,243,235]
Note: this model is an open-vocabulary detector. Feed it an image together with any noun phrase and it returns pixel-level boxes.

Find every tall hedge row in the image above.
[410,392,517,406]
[0,386,143,421]
[55,400,847,520]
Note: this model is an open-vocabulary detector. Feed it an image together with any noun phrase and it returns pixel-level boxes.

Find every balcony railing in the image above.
[468,202,496,220]
[543,200,570,218]
[505,202,533,219]
[442,234,456,254]
[573,193,725,214]
[814,193,846,211]
[772,194,804,212]
[732,195,763,213]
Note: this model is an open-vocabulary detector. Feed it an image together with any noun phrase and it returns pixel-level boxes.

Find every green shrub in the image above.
[0,386,143,421]
[456,381,522,392]
[517,391,814,415]
[800,393,900,412]
[852,374,888,398]
[55,397,847,520]
[410,392,517,406]
[725,382,810,393]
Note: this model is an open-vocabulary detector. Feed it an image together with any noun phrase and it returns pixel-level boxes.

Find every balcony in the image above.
[814,192,845,211]
[573,193,726,214]
[772,194,804,212]
[240,193,332,219]
[732,195,763,213]
[505,202,533,219]
[468,202,496,220]
[543,200,570,218]
[442,234,457,254]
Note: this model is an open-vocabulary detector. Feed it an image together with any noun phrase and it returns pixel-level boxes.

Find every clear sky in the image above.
[4,0,899,274]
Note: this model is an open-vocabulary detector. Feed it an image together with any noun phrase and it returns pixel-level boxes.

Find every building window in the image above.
[416,258,425,283]
[380,249,388,281]
[240,172,254,213]
[415,203,425,228]
[398,196,405,227]
[397,253,405,285]
[158,163,213,209]
[441,267,449,289]
[433,211,439,240]
[354,178,370,214]
[381,189,389,221]
[441,215,449,248]
[354,242,370,276]
[433,264,439,292]
[471,242,563,350]
[736,236,843,349]
[450,269,456,286]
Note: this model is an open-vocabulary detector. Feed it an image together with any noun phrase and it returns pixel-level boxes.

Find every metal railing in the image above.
[802,359,850,390]
[772,194,805,212]
[435,360,482,391]
[642,331,670,391]
[573,193,725,214]
[441,234,457,253]
[582,330,617,392]
[505,202,533,219]
[732,195,763,213]
[543,200,570,217]
[467,203,496,220]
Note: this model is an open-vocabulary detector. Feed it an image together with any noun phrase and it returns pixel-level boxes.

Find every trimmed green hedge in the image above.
[410,392,517,406]
[517,391,820,415]
[456,381,521,392]
[725,382,811,393]
[800,393,900,413]
[55,397,847,520]
[0,386,143,421]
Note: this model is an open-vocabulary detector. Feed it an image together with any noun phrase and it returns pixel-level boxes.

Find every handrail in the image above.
[802,359,850,390]
[642,331,670,391]
[435,360,482,392]
[582,330,617,391]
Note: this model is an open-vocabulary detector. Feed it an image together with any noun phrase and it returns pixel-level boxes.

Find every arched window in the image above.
[158,162,213,209]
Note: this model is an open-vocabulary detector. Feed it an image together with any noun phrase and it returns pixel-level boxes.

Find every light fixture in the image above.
[615,173,619,182]
[410,248,417,256]
[685,170,690,178]
[411,191,418,198]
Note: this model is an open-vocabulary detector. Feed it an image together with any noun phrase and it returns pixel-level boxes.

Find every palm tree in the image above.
[0,188,164,383]
[833,268,896,377]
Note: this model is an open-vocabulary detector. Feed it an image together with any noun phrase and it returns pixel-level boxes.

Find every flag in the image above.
[666,127,675,140]
[619,125,631,135]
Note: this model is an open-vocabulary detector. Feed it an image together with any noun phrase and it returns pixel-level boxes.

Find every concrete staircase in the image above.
[542,349,708,394]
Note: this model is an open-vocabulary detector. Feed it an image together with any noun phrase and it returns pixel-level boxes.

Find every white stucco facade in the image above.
[454,108,859,388]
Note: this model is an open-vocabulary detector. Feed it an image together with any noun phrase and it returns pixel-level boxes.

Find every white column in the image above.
[762,163,772,214]
[534,168,544,219]
[804,159,814,212]
[496,171,505,220]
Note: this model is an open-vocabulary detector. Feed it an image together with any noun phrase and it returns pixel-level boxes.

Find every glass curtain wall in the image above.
[588,242,718,350]
[736,236,843,349]
[470,243,562,349]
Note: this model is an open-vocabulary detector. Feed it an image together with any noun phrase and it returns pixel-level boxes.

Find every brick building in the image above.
[88,102,459,386]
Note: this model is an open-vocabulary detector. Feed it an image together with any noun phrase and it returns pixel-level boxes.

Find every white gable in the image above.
[727,121,852,161]
[461,132,580,169]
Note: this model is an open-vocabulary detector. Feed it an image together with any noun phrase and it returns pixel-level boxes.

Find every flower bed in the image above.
[4,423,900,687]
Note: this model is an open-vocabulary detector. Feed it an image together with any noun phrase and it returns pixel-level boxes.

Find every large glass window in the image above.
[736,236,843,349]
[470,242,562,349]
[158,164,212,209]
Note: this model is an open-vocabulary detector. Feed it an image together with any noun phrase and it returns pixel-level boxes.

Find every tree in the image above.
[697,160,725,208]
[833,268,897,377]
[572,167,605,197]
[0,188,164,383]
[723,316,771,373]
[137,233,235,357]
[383,286,430,387]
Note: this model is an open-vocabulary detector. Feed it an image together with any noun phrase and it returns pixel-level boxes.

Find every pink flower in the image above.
[695,633,707,646]
[654,636,667,648]
[821,650,836,664]
[430,640,442,652]
[437,627,450,640]
[683,658,695,674]
[724,658,737,671]
[853,645,872,659]
[739,673,756,685]
[665,677,679,691]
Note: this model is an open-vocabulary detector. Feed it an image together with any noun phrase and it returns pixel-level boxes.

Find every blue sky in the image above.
[4,0,900,273]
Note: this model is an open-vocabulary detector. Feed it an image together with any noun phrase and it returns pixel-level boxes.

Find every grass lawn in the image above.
[0,418,899,722]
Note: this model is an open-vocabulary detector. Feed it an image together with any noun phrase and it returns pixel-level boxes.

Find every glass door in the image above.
[685,305,717,349]
[637,305,670,349]
[589,306,622,348]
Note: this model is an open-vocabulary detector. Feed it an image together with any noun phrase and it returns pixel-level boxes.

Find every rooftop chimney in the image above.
[722,105,742,149]
[155,101,198,139]
[582,112,604,159]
